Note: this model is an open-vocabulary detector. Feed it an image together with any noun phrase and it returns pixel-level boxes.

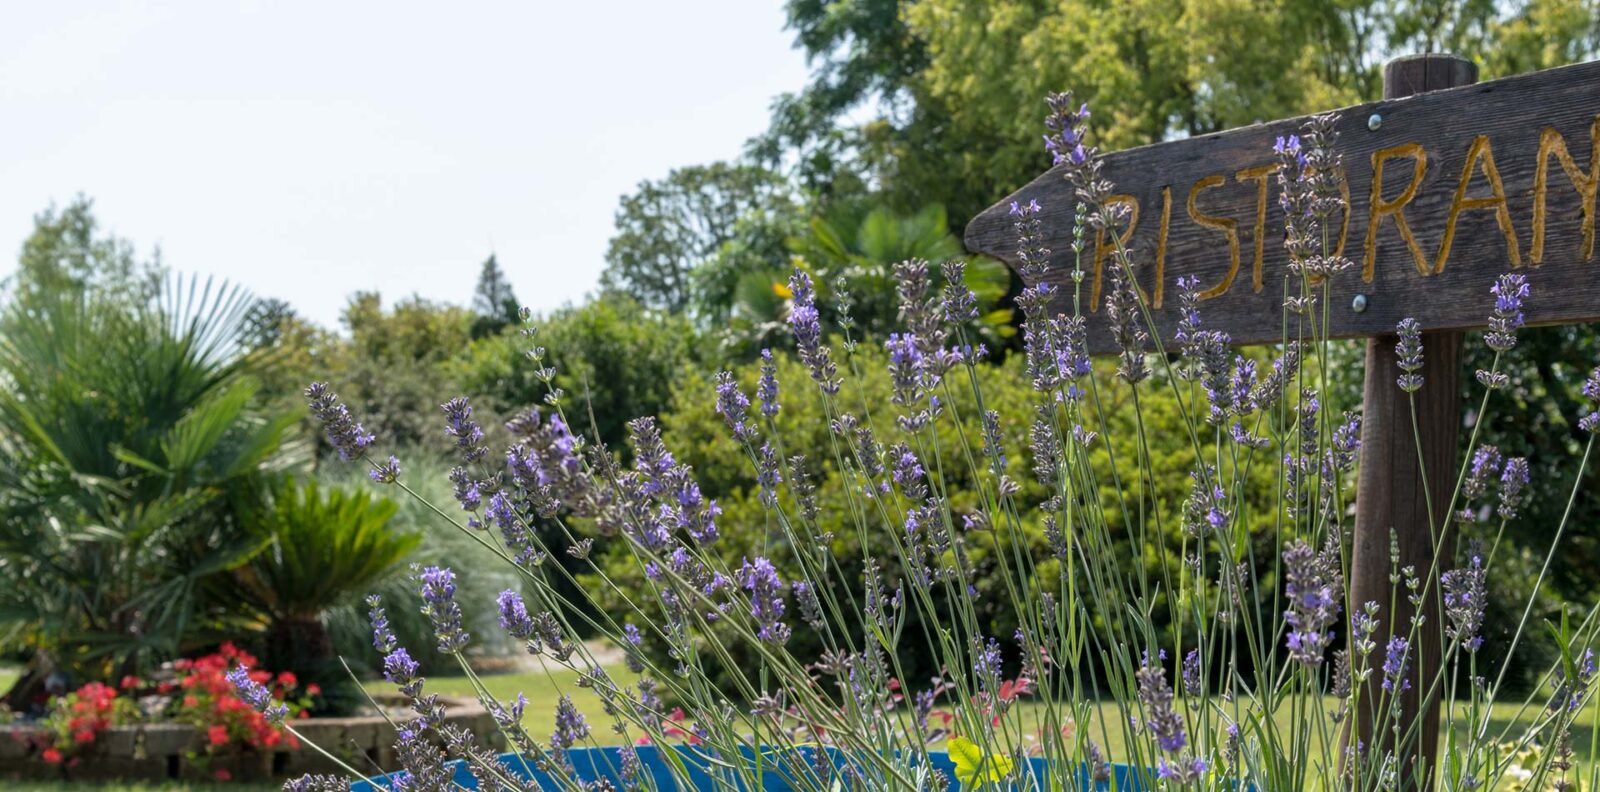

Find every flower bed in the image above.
[0,691,498,783]
[0,641,504,783]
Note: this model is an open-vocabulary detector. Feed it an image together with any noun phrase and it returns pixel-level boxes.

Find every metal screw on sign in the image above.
[1368,113,1383,130]
[1351,294,1369,312]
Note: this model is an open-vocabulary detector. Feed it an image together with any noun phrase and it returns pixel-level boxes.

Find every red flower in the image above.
[276,671,298,688]
[183,695,199,708]
[72,729,96,744]
[208,725,230,746]
[41,748,62,764]
[305,683,322,696]
[119,675,142,691]
[213,769,232,781]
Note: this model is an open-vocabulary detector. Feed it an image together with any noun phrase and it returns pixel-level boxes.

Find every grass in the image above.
[4,665,1588,789]
[379,668,1596,759]
[4,785,279,792]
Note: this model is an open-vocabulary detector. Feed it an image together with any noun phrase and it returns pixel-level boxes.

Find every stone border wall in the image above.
[0,694,501,782]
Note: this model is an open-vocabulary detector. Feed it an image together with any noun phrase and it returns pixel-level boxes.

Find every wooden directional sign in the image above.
[964,58,1600,354]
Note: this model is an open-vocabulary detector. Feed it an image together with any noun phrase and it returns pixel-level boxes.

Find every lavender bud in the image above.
[1382,637,1411,692]
[1485,273,1529,352]
[757,349,780,418]
[440,397,487,463]
[1499,457,1530,519]
[1442,550,1487,652]
[738,556,790,645]
[1136,651,1186,753]
[304,382,375,460]
[227,664,289,724]
[1396,318,1424,393]
[417,565,470,654]
[369,455,402,484]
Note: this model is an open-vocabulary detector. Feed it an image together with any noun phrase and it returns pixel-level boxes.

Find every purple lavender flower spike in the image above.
[497,590,537,641]
[417,565,470,654]
[227,664,289,723]
[304,382,375,460]
[1486,272,1529,352]
[738,556,790,645]
[369,455,401,484]
[1442,551,1487,652]
[1283,537,1343,666]
[551,694,589,752]
[1136,651,1186,753]
[941,261,979,322]
[368,594,397,654]
[1396,318,1424,393]
[1382,637,1411,692]
[757,349,780,418]
[440,397,487,463]
[1499,457,1530,520]
[788,269,840,394]
[713,371,757,442]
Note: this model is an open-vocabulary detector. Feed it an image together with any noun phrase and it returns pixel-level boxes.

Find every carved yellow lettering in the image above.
[1436,135,1521,272]
[1188,174,1241,299]
[1533,117,1600,265]
[1364,143,1429,281]
[1235,163,1278,293]
[1091,194,1140,310]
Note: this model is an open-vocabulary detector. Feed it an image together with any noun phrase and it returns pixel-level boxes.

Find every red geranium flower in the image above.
[41,748,63,764]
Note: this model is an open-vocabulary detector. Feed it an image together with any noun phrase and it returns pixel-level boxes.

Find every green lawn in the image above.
[380,668,1595,760]
[5,785,278,792]
[3,664,1589,789]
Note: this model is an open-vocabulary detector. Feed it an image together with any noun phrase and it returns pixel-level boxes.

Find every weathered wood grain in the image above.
[1347,55,1473,789]
[965,58,1600,354]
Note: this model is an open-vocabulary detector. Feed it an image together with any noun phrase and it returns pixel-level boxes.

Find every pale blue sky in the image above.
[0,1,810,328]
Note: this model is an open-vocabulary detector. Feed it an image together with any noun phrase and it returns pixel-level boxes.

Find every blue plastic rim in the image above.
[349,746,1146,790]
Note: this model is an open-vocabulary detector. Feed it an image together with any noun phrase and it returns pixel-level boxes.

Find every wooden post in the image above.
[1348,53,1477,788]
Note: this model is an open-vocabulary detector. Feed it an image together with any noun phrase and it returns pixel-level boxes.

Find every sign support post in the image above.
[1348,54,1478,784]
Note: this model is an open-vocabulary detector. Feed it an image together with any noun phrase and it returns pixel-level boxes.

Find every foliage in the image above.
[284,103,1600,792]
[790,201,1014,344]
[602,161,798,315]
[764,0,1600,226]
[0,277,299,699]
[333,291,474,453]
[320,454,521,676]
[452,294,699,453]
[3,195,161,309]
[224,475,417,703]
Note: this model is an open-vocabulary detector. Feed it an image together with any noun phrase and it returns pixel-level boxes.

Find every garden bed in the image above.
[0,694,500,783]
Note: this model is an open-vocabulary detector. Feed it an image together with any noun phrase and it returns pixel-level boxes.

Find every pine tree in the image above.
[470,254,520,338]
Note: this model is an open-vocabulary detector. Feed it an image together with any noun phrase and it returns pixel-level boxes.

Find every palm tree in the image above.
[0,276,299,709]
[224,475,418,707]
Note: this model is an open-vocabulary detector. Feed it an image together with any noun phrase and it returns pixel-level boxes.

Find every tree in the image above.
[0,276,298,708]
[602,162,797,315]
[333,292,475,453]
[4,195,161,309]
[470,254,521,338]
[764,0,1600,228]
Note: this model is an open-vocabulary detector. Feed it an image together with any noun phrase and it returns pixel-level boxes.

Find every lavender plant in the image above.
[238,103,1600,792]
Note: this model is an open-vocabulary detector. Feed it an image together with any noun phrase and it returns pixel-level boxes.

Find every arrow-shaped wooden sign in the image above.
[964,59,1600,354]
